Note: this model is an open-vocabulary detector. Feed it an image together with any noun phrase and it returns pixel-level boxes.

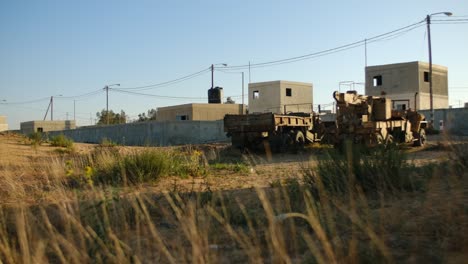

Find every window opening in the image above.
[373,75,382,87]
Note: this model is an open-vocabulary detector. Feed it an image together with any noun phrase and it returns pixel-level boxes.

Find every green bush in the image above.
[50,134,74,148]
[304,142,421,196]
[28,131,43,146]
[93,149,171,185]
[210,163,249,174]
[99,137,117,147]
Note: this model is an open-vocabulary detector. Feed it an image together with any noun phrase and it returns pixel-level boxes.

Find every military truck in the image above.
[330,90,427,147]
[224,112,325,152]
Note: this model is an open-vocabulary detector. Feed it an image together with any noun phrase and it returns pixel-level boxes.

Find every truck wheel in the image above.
[368,133,384,147]
[414,128,426,147]
[295,131,305,152]
[280,133,294,153]
[385,134,394,145]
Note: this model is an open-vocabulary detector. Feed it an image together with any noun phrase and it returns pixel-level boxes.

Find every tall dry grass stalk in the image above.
[0,140,467,262]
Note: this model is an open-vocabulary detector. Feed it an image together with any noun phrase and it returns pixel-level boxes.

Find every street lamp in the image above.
[427,11,452,127]
[217,70,245,113]
[211,63,228,88]
[103,83,120,125]
[338,81,354,92]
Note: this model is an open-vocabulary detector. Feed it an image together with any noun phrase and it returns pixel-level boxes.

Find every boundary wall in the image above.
[419,108,468,135]
[48,120,228,146]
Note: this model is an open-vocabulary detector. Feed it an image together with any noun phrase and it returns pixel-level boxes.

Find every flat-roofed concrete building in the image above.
[20,120,76,134]
[0,116,8,132]
[248,80,313,114]
[156,103,246,121]
[365,61,448,111]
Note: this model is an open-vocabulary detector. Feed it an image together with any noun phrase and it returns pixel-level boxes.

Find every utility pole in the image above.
[51,96,54,121]
[241,72,245,114]
[74,100,76,121]
[426,14,434,127]
[210,64,227,89]
[105,85,109,125]
[364,38,368,67]
[426,12,452,127]
[103,84,120,125]
[211,64,214,89]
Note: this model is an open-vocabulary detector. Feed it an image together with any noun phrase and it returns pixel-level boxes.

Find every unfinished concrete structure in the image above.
[156,103,246,122]
[365,61,448,111]
[248,80,313,114]
[0,116,8,132]
[20,120,76,134]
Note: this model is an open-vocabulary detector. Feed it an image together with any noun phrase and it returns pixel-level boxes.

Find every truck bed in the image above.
[224,113,313,133]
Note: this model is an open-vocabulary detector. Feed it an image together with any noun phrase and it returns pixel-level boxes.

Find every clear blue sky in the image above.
[1,0,467,129]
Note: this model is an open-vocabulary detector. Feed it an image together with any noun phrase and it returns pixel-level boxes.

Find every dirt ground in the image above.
[0,132,462,193]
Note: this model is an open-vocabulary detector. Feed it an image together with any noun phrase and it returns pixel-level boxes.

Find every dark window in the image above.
[286,88,292,97]
[253,90,259,99]
[176,115,189,121]
[373,75,382,87]
[396,104,406,110]
[37,127,43,132]
[424,71,429,82]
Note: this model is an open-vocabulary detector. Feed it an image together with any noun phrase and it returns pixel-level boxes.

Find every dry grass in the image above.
[0,133,467,263]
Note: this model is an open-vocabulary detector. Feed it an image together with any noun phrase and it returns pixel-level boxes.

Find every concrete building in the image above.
[0,116,8,132]
[156,103,246,122]
[20,120,76,134]
[248,80,313,114]
[365,61,448,111]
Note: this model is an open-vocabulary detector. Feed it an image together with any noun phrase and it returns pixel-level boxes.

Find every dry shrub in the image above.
[0,139,467,263]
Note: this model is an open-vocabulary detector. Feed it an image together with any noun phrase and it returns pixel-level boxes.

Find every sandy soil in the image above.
[0,132,461,195]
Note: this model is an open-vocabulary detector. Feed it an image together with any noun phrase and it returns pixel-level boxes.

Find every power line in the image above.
[0,96,50,105]
[220,20,427,70]
[111,88,208,100]
[59,89,104,100]
[117,67,211,91]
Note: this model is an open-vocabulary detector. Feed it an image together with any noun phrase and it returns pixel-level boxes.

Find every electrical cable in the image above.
[111,88,208,100]
[220,20,426,70]
[0,97,51,105]
[59,89,104,100]
[117,67,211,91]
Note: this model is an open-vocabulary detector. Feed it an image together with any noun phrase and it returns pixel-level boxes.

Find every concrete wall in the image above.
[419,108,468,135]
[248,80,313,114]
[21,120,76,134]
[192,104,245,120]
[156,103,245,121]
[365,61,448,110]
[0,116,8,132]
[47,120,229,146]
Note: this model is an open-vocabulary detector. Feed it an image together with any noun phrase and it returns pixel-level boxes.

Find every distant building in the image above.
[20,120,76,134]
[0,116,8,132]
[248,80,313,114]
[156,103,245,121]
[365,61,448,110]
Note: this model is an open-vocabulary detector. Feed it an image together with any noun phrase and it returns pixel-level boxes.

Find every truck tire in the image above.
[414,128,426,147]
[385,134,394,145]
[280,133,294,153]
[295,131,305,152]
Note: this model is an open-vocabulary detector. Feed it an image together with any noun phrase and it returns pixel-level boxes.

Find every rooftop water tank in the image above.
[208,86,224,104]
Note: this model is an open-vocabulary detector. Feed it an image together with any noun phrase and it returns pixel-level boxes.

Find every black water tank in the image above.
[208,86,223,104]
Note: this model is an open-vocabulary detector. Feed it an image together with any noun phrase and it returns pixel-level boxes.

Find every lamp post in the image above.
[211,63,228,88]
[338,81,354,92]
[427,11,452,127]
[103,83,120,125]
